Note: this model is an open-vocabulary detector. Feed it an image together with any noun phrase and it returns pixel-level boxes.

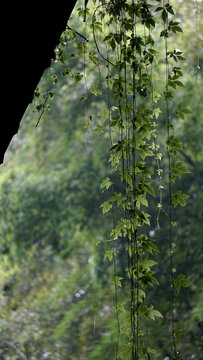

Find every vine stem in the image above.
[123,21,136,360]
[194,0,200,75]
[107,56,120,360]
[66,25,88,42]
[131,0,138,359]
[113,252,120,360]
[35,94,49,127]
[150,60,164,228]
[92,4,115,66]
[163,0,177,356]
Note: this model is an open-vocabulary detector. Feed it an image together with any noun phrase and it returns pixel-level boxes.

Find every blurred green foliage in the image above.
[0,0,202,359]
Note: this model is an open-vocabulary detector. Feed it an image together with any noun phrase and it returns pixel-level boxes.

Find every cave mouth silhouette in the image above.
[1,1,78,163]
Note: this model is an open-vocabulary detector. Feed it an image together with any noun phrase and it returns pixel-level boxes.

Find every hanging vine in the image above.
[33,0,193,358]
[90,1,192,358]
[96,1,163,358]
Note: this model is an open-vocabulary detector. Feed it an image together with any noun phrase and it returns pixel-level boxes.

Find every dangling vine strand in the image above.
[132,1,139,358]
[194,0,200,76]
[162,0,177,356]
[107,55,121,360]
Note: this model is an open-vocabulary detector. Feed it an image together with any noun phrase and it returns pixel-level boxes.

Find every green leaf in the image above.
[62,67,72,76]
[110,120,118,128]
[100,201,112,214]
[100,107,109,122]
[167,135,183,152]
[172,191,189,208]
[73,72,83,84]
[140,197,148,207]
[113,276,123,287]
[36,104,43,111]
[149,309,163,320]
[174,275,191,293]
[175,104,193,119]
[165,3,175,15]
[182,107,193,114]
[175,80,184,87]
[155,6,163,12]
[105,250,115,262]
[148,305,163,320]
[141,255,157,271]
[80,95,88,102]
[171,161,191,181]
[160,29,169,38]
[174,26,183,33]
[175,324,184,342]
[100,177,112,190]
[47,91,54,99]
[153,91,161,103]
[94,124,104,135]
[90,86,102,96]
[83,122,90,129]
[153,108,162,119]
[138,289,146,301]
[110,38,116,51]
[145,184,156,197]
[136,198,141,209]
[117,303,126,312]
[161,9,168,22]
[51,74,58,83]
